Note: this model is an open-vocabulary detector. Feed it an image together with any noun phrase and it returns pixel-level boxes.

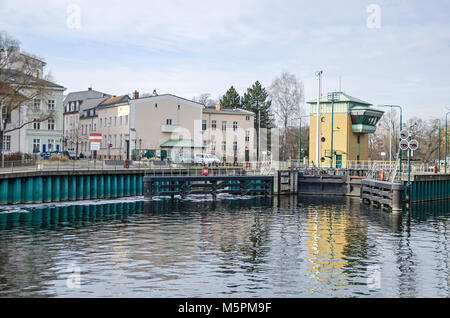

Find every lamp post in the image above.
[315,71,323,167]
[298,115,309,168]
[327,92,339,168]
[378,104,403,174]
[445,112,450,173]
[431,118,441,172]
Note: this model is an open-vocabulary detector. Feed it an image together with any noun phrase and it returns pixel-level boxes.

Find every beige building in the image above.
[96,95,131,159]
[129,93,204,161]
[63,87,110,153]
[202,105,256,163]
[78,97,106,158]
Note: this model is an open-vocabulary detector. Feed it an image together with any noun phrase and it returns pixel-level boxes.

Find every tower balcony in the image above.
[350,107,384,134]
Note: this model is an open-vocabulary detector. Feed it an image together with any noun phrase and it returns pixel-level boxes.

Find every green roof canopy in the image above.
[160,139,205,148]
[307,92,372,105]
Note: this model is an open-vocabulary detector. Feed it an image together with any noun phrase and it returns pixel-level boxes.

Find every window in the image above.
[211,141,216,154]
[48,139,55,152]
[202,120,207,131]
[48,100,55,110]
[1,106,10,123]
[321,137,326,142]
[120,135,123,148]
[245,130,250,142]
[104,117,107,127]
[114,116,117,126]
[166,119,173,125]
[48,119,55,130]
[100,118,102,127]
[212,120,217,130]
[222,121,227,131]
[119,116,122,125]
[33,139,40,153]
[233,141,238,152]
[222,141,226,151]
[177,105,180,110]
[94,123,97,131]
[246,116,250,121]
[233,121,238,131]
[155,103,158,108]
[109,117,112,126]
[321,117,326,123]
[33,121,40,130]
[125,115,128,125]
[33,99,41,110]
[114,135,117,148]
[3,135,11,151]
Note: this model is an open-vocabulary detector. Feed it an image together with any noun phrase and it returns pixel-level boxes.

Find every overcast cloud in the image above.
[1,0,449,119]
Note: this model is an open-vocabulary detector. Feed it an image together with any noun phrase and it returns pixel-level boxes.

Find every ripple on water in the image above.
[1,196,450,297]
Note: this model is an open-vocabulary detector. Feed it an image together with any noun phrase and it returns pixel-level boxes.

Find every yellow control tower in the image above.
[308,92,384,168]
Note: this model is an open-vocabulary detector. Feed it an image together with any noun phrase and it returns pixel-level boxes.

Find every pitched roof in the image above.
[132,93,204,107]
[79,97,108,111]
[98,95,130,107]
[307,92,372,105]
[202,107,255,116]
[64,89,111,104]
[0,69,65,90]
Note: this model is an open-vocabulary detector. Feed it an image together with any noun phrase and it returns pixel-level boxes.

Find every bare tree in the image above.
[192,93,217,107]
[369,109,399,161]
[269,72,304,159]
[0,32,55,167]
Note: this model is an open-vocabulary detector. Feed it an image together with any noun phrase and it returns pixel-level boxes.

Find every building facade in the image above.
[63,88,110,153]
[129,93,204,161]
[96,95,131,160]
[1,47,65,155]
[308,92,384,168]
[202,105,256,163]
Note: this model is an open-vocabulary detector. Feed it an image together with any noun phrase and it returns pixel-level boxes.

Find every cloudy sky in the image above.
[1,0,449,119]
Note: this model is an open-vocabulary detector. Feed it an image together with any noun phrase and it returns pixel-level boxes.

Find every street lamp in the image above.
[327,92,339,168]
[430,117,441,172]
[377,104,403,174]
[298,114,309,168]
[445,112,450,173]
[315,71,323,168]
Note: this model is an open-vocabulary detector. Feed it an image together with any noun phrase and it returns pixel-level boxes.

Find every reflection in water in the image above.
[0,195,450,297]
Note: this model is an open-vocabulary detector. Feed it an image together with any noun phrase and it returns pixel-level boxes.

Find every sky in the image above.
[1,0,450,120]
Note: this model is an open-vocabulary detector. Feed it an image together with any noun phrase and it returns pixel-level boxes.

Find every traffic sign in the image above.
[409,139,419,151]
[90,142,100,151]
[399,140,409,151]
[400,129,409,140]
[89,133,102,143]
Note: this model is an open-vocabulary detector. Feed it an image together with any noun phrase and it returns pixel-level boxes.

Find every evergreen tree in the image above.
[241,81,273,159]
[241,80,273,130]
[219,86,241,109]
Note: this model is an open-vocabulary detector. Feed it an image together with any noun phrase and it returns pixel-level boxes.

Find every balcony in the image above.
[161,124,180,133]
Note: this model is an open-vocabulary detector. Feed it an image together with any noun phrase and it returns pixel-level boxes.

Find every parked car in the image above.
[63,150,78,160]
[194,153,221,166]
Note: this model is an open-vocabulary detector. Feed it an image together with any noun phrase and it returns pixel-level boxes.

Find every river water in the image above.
[0,195,449,298]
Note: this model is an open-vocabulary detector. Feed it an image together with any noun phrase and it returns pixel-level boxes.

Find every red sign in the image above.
[89,133,102,143]
[202,166,209,176]
[109,144,113,148]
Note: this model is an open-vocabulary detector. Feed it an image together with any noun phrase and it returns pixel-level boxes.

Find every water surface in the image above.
[0,195,449,297]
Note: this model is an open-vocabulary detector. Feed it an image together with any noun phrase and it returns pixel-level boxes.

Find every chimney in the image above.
[88,86,92,91]
[215,103,221,111]
[153,89,158,96]
[34,69,40,78]
[132,90,139,99]
[102,93,106,97]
